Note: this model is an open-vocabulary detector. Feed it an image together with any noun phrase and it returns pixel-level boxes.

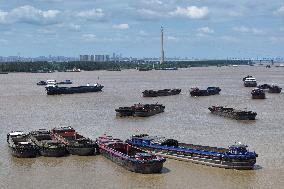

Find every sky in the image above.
[0,0,283,59]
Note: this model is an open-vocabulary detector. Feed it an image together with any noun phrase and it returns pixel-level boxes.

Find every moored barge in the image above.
[126,134,258,170]
[268,85,282,93]
[251,88,265,99]
[190,87,221,96]
[115,103,165,117]
[208,106,257,120]
[52,126,97,156]
[97,135,166,174]
[45,83,103,95]
[142,89,181,97]
[134,104,165,117]
[115,106,135,117]
[7,131,38,158]
[29,129,67,157]
[257,84,282,93]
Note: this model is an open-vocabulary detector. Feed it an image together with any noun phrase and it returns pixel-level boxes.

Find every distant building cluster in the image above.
[0,54,283,63]
[0,56,78,62]
[79,54,110,62]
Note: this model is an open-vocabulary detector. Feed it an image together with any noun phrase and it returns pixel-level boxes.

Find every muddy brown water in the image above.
[0,66,283,189]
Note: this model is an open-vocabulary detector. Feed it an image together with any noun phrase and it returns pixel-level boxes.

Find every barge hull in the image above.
[10,147,37,158]
[137,147,255,170]
[99,148,164,173]
[210,111,256,120]
[39,148,67,157]
[67,147,95,156]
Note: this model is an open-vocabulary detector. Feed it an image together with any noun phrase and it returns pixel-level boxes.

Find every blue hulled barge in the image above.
[126,134,258,170]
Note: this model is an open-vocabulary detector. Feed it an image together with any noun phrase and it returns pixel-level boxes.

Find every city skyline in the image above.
[0,0,283,58]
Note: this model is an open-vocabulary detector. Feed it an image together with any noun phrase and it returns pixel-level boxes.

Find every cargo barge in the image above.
[52,126,97,156]
[7,131,38,158]
[97,135,166,174]
[208,106,257,120]
[45,83,103,95]
[190,87,221,96]
[126,134,258,170]
[142,89,181,97]
[251,88,265,99]
[29,129,67,157]
[115,103,165,117]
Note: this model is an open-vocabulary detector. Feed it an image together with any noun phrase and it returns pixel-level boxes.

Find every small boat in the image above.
[190,87,221,96]
[251,88,265,99]
[97,135,166,174]
[142,89,181,97]
[268,85,282,93]
[46,80,56,85]
[126,134,258,170]
[243,77,257,87]
[37,81,47,85]
[66,68,81,72]
[29,129,67,157]
[242,75,253,81]
[57,80,73,84]
[7,131,38,158]
[52,126,98,156]
[45,83,103,95]
[208,106,257,120]
[138,67,152,71]
[115,103,165,117]
[155,67,178,70]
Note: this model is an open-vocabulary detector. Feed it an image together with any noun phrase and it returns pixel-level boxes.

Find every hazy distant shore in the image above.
[0,60,254,72]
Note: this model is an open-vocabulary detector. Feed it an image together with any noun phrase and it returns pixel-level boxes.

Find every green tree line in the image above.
[0,60,251,72]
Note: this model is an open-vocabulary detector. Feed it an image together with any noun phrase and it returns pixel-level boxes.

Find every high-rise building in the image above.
[95,55,105,62]
[80,55,90,61]
[105,55,110,61]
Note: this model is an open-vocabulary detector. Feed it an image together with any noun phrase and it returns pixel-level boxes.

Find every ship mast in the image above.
[160,26,164,64]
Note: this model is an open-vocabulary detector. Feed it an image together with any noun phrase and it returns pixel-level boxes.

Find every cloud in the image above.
[198,27,214,34]
[170,6,209,19]
[112,23,129,30]
[37,28,57,35]
[0,11,8,24]
[273,6,284,16]
[81,33,112,42]
[0,38,8,44]
[76,9,105,21]
[233,26,264,35]
[167,36,179,41]
[227,11,243,17]
[0,5,60,25]
[138,30,148,36]
[67,23,81,31]
[82,34,97,42]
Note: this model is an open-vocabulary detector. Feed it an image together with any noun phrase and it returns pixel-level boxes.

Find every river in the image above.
[0,66,283,189]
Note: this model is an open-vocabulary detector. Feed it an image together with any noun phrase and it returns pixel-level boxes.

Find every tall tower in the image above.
[160,26,164,64]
